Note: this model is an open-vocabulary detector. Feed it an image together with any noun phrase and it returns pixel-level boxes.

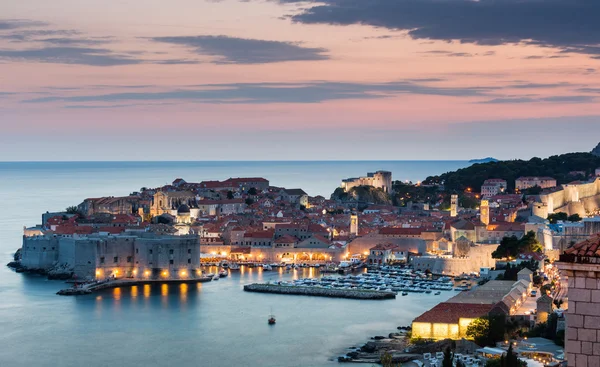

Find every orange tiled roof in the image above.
[564,234,600,257]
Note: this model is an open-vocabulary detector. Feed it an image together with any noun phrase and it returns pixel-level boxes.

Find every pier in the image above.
[57,277,213,296]
[243,283,396,300]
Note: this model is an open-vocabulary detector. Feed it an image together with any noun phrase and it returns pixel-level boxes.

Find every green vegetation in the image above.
[492,231,541,259]
[496,260,538,281]
[484,344,526,367]
[527,313,564,347]
[65,206,79,214]
[391,181,441,206]
[466,315,506,347]
[547,212,581,223]
[248,187,258,195]
[442,347,453,367]
[331,186,392,205]
[245,198,254,206]
[423,152,600,192]
[226,191,234,200]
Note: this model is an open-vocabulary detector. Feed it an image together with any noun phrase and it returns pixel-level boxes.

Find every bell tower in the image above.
[480,199,490,226]
[450,194,458,217]
[350,213,358,236]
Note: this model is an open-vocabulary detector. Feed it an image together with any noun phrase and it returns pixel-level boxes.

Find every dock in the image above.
[243,283,396,300]
[57,277,213,296]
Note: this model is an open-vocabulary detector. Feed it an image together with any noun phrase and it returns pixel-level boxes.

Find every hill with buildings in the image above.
[423,152,600,192]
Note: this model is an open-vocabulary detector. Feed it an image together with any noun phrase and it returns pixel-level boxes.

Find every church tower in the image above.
[480,199,490,226]
[350,213,358,236]
[450,194,458,217]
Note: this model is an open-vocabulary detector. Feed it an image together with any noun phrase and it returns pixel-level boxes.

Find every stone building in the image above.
[536,294,554,324]
[21,232,201,280]
[516,177,557,191]
[557,235,600,367]
[341,170,392,193]
[481,179,507,198]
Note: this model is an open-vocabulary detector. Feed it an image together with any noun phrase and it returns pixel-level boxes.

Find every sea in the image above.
[0,161,469,367]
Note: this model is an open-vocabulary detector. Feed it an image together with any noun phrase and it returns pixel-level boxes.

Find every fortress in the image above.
[341,170,392,193]
[533,177,600,219]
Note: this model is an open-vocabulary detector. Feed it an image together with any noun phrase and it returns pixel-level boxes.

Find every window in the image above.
[187,259,191,264]
[100,257,105,264]
[149,249,153,254]
[52,247,55,250]
[169,249,174,255]
[169,260,174,265]
[43,247,46,251]
[127,256,132,263]
[187,249,191,254]
[113,256,118,263]
[136,248,139,254]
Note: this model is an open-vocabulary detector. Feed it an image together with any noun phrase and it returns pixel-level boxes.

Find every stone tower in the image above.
[480,199,490,226]
[450,194,458,217]
[350,213,358,236]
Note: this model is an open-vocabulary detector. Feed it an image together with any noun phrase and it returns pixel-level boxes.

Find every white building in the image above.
[515,177,557,191]
[481,179,507,198]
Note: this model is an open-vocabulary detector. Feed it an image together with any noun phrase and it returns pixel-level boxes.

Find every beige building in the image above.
[516,176,557,191]
[341,170,392,193]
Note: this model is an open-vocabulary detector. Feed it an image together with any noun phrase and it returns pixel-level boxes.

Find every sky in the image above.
[1,0,600,161]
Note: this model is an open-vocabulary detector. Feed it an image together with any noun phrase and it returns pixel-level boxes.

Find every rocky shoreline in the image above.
[7,250,74,280]
[338,328,480,364]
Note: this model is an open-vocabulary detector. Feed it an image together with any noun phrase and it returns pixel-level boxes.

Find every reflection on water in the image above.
[180,283,188,304]
[131,285,138,298]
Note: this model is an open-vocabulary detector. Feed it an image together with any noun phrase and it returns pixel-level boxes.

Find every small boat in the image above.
[219,270,228,277]
[212,274,220,281]
[402,292,408,296]
[434,291,441,295]
[268,308,276,325]
[229,263,240,271]
[262,264,273,271]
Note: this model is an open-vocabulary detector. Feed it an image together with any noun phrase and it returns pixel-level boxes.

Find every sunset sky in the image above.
[1,0,600,161]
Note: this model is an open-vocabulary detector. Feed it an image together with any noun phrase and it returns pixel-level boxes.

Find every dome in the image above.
[177,204,190,215]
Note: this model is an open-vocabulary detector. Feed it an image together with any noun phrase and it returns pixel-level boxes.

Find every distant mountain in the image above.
[469,157,499,164]
[592,142,600,157]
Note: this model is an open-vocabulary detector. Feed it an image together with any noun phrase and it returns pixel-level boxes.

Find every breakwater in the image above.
[57,277,213,296]
[243,283,396,300]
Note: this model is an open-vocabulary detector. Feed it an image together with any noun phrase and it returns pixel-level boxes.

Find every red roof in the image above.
[379,227,423,236]
[243,230,274,239]
[564,234,600,257]
[274,235,298,244]
[413,302,494,324]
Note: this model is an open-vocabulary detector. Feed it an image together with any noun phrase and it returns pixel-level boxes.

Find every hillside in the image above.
[331,186,392,205]
[423,152,600,192]
[593,142,600,157]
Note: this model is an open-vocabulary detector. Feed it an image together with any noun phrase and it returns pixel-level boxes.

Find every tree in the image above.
[226,191,234,200]
[65,206,79,214]
[442,347,453,367]
[548,212,568,224]
[492,231,541,259]
[248,187,257,196]
[523,185,543,195]
[466,317,491,346]
[380,351,400,367]
[567,213,582,222]
[245,198,254,206]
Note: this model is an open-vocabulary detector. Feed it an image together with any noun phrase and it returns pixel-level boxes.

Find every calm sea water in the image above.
[0,161,468,367]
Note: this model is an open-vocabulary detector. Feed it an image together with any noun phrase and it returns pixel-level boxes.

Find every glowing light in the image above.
[144,270,150,276]
[162,271,168,277]
[132,269,137,275]
[95,270,101,276]
[181,270,187,276]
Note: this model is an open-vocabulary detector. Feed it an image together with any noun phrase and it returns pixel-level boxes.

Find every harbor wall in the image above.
[243,283,396,300]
